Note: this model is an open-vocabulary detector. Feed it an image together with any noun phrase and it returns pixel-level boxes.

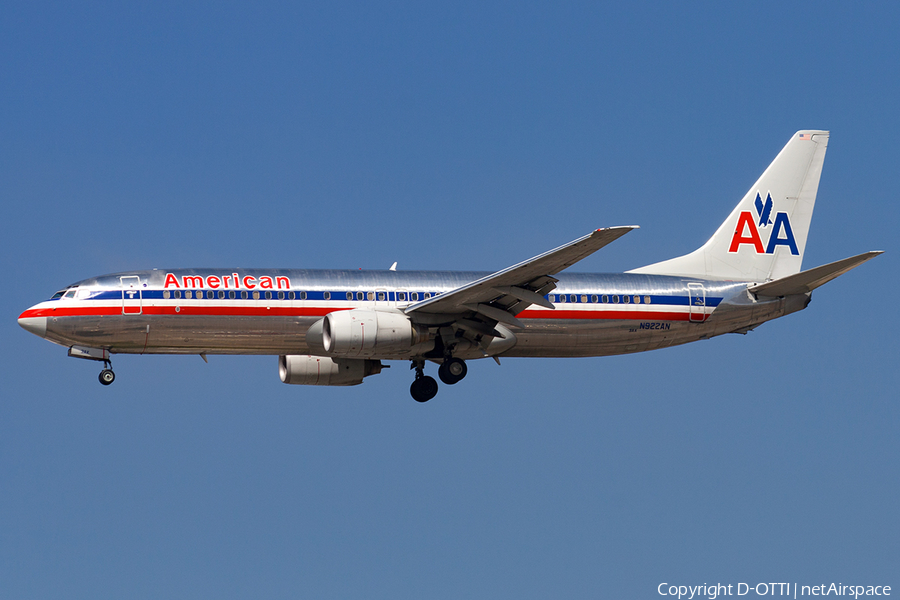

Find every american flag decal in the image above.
[798,133,811,140]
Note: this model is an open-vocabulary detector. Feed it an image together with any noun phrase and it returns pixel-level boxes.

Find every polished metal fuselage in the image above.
[21,268,808,361]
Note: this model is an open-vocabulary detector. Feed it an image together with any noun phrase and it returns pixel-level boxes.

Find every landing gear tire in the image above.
[438,358,467,385]
[410,375,438,403]
[99,369,115,386]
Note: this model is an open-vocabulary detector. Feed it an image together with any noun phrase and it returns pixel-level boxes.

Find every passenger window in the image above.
[378,292,386,301]
[265,291,272,300]
[633,295,640,304]
[346,292,353,301]
[548,294,556,302]
[624,295,630,303]
[230,291,237,299]
[644,296,651,304]
[323,291,331,300]
[277,291,284,300]
[218,290,225,299]
[410,292,418,301]
[185,290,192,299]
[253,291,260,300]
[367,292,375,301]
[581,295,588,303]
[424,293,431,299]
[174,290,181,299]
[288,291,294,300]
[559,294,566,303]
[163,290,171,299]
[397,292,406,301]
[602,295,609,303]
[612,295,619,303]
[299,291,307,300]
[570,295,577,303]
[242,291,248,299]
[207,291,214,299]
[591,294,598,303]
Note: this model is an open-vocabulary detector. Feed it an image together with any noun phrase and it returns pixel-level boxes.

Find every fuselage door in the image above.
[121,276,143,315]
[688,283,706,322]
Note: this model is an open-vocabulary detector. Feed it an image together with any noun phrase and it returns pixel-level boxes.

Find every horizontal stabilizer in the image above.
[748,251,883,297]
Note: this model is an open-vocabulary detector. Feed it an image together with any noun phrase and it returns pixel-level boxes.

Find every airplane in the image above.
[18,130,881,402]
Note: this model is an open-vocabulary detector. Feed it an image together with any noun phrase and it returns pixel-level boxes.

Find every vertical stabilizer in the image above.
[628,130,829,281]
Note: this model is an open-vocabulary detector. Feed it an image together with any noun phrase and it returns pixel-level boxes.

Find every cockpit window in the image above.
[64,290,77,298]
[51,291,66,300]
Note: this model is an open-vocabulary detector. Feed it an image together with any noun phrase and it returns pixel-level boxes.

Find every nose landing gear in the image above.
[67,346,116,386]
[98,360,115,386]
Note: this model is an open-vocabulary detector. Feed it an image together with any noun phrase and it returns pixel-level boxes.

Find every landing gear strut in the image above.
[98,360,115,386]
[409,361,438,402]
[438,357,467,385]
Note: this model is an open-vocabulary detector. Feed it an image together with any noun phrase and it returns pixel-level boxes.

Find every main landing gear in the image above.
[438,357,467,385]
[409,357,468,402]
[409,366,437,402]
[98,360,115,386]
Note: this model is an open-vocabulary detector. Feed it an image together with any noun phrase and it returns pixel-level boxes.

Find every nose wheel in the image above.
[98,360,115,386]
[409,361,438,402]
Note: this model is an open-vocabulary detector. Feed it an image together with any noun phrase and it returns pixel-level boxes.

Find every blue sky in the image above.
[1,3,897,598]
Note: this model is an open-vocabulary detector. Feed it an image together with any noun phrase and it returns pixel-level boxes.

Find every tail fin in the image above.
[629,130,829,281]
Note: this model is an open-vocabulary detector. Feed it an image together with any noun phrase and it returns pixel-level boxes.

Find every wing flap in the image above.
[748,251,882,297]
[491,285,555,309]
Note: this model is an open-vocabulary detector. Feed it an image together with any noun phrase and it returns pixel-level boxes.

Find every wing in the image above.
[405,226,637,332]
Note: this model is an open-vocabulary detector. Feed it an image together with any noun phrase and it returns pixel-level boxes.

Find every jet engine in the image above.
[278,354,385,386]
[319,309,431,358]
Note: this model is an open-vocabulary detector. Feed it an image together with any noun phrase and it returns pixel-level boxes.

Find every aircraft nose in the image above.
[18,312,47,338]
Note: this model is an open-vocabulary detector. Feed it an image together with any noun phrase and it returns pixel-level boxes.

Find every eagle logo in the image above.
[754,192,774,228]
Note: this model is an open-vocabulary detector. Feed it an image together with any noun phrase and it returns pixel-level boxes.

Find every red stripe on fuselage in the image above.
[517,308,705,321]
[20,305,707,322]
[18,306,345,318]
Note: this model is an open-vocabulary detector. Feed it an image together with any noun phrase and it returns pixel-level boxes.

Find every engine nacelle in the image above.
[279,354,384,386]
[321,309,430,358]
